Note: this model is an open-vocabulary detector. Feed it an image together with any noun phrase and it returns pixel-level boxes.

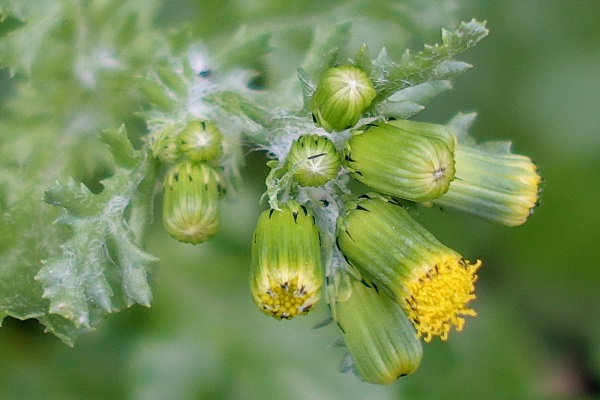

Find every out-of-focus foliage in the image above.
[1,0,599,399]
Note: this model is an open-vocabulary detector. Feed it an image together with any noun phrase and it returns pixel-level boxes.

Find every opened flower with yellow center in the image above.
[336,193,480,342]
[250,201,324,319]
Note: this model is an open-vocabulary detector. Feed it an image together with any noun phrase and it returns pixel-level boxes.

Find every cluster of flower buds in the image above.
[247,63,542,384]
[150,119,225,244]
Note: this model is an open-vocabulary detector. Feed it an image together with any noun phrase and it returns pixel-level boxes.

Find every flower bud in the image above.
[178,119,223,162]
[334,273,422,384]
[162,162,220,244]
[433,143,541,226]
[311,65,376,132]
[344,121,456,202]
[150,126,182,164]
[337,194,480,342]
[286,134,341,187]
[250,201,323,320]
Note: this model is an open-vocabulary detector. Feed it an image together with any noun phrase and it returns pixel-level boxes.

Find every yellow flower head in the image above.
[250,201,323,319]
[337,193,480,341]
[404,257,480,342]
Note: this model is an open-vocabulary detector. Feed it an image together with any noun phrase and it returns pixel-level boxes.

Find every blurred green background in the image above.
[2,0,600,399]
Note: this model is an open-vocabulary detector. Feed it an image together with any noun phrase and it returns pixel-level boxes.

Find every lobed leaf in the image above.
[37,125,158,338]
[367,19,488,107]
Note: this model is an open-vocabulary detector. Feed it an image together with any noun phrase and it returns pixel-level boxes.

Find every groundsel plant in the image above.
[0,2,541,385]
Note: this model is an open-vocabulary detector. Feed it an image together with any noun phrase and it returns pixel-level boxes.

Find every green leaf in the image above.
[215,26,272,71]
[367,19,488,107]
[100,125,141,168]
[0,0,65,75]
[37,125,158,336]
[369,80,452,118]
[300,22,352,80]
[445,112,478,145]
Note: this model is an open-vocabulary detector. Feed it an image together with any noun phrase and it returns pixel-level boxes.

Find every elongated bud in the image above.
[344,121,455,202]
[250,201,323,319]
[311,65,376,132]
[286,134,341,187]
[334,273,422,384]
[178,119,223,162]
[433,143,541,226]
[337,194,480,342]
[162,162,220,244]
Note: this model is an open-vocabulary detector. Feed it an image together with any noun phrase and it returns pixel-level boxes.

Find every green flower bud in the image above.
[250,201,323,320]
[150,126,182,164]
[334,273,422,384]
[344,121,456,202]
[337,194,480,342]
[433,143,541,226]
[178,119,223,162]
[286,134,341,187]
[162,162,220,244]
[311,65,376,132]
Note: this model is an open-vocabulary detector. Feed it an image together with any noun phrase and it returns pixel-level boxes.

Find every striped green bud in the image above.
[433,143,541,226]
[334,274,422,384]
[337,194,480,342]
[150,126,182,164]
[178,119,223,162]
[287,134,341,187]
[162,162,220,244]
[250,201,323,320]
[344,121,456,202]
[311,65,376,132]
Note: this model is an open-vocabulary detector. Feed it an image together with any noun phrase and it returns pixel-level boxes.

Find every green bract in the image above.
[334,274,422,384]
[344,121,456,202]
[178,119,224,163]
[287,134,341,187]
[250,201,323,320]
[162,162,221,244]
[311,65,376,132]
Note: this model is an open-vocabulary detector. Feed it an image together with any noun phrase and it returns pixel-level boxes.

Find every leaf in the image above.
[0,0,163,346]
[366,19,489,107]
[300,22,352,80]
[371,100,424,119]
[445,112,478,145]
[0,0,65,75]
[215,26,272,71]
[389,80,452,103]
[36,126,158,334]
[370,80,453,118]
